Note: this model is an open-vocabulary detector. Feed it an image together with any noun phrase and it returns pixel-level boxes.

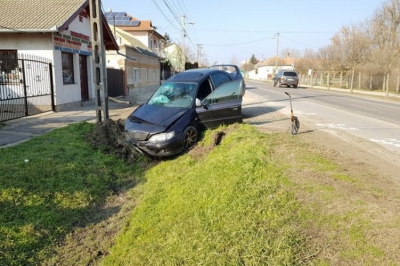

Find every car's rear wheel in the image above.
[182,126,198,151]
[293,85,298,88]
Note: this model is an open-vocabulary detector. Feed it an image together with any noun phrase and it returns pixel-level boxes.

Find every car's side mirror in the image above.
[195,98,202,107]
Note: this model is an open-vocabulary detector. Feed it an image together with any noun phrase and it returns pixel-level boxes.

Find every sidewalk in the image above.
[303,83,400,100]
[0,90,154,148]
[257,78,400,100]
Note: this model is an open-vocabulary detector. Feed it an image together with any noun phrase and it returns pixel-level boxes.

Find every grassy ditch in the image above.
[0,122,145,265]
[1,122,400,265]
[103,124,305,265]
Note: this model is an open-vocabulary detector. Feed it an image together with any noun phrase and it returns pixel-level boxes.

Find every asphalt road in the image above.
[243,80,400,156]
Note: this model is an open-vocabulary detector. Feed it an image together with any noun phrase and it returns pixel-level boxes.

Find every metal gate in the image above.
[0,55,54,122]
[107,68,124,97]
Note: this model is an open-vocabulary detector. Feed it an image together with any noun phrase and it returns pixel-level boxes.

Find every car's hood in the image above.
[125,104,189,133]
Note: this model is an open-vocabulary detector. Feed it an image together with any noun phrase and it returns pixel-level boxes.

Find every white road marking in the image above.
[316,123,359,131]
[296,111,316,115]
[370,138,400,148]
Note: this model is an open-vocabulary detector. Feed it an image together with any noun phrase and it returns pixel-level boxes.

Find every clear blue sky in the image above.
[101,0,385,64]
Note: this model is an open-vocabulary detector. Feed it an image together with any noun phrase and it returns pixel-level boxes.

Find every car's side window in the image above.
[203,80,242,105]
[210,73,231,89]
[197,79,213,100]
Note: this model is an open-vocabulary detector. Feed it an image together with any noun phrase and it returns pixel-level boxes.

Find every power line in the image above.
[151,0,181,31]
[162,0,182,28]
[203,37,274,47]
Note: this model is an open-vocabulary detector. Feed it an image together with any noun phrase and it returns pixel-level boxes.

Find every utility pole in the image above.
[181,15,194,71]
[197,44,203,67]
[274,33,280,75]
[89,0,109,122]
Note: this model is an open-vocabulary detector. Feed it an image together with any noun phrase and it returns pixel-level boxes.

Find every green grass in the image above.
[103,125,305,265]
[0,122,143,266]
[1,122,399,265]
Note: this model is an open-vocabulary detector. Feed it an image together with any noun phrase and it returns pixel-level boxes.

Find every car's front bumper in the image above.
[125,132,184,157]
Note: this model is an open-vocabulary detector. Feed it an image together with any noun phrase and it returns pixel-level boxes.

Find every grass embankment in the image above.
[0,122,144,265]
[103,125,304,265]
[1,122,399,265]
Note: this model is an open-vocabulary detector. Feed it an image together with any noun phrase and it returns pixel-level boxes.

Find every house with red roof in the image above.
[248,56,299,81]
[104,11,164,98]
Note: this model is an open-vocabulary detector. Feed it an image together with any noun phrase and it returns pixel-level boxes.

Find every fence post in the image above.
[21,60,29,116]
[369,73,372,90]
[311,73,313,88]
[319,72,322,86]
[49,62,55,111]
[397,74,399,93]
[327,71,330,90]
[386,73,390,97]
[382,74,386,91]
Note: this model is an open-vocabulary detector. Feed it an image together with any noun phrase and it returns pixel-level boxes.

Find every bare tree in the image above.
[368,0,400,94]
[241,61,255,73]
[230,54,240,66]
[280,48,302,58]
[295,48,318,75]
[330,23,371,92]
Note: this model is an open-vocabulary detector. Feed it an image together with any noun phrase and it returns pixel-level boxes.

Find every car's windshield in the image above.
[148,82,197,108]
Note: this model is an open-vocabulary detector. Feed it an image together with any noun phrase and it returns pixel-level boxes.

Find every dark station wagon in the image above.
[273,70,299,88]
[124,65,245,157]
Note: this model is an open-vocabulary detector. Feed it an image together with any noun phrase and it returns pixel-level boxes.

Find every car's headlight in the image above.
[148,131,175,142]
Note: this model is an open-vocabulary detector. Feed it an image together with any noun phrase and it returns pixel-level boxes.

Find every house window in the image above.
[133,68,139,83]
[62,52,74,84]
[152,69,156,81]
[0,50,19,84]
[144,68,148,82]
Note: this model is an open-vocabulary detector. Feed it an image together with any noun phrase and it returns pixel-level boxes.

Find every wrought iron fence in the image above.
[0,54,54,122]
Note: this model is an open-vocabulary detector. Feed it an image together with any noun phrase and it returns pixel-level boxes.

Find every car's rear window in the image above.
[284,72,297,76]
[171,71,204,80]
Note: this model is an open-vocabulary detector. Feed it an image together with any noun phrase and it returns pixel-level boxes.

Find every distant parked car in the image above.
[124,65,245,157]
[273,70,299,88]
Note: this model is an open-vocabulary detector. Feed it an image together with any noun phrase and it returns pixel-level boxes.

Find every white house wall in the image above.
[0,11,96,108]
[248,65,294,81]
[53,12,94,106]
[132,32,148,47]
[0,33,54,60]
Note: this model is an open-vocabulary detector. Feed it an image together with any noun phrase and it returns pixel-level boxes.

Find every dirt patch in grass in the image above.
[188,131,225,160]
[86,119,142,164]
[43,189,137,266]
[188,125,239,160]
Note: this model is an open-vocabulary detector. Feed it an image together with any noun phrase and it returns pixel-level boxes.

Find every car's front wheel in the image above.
[182,126,198,151]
